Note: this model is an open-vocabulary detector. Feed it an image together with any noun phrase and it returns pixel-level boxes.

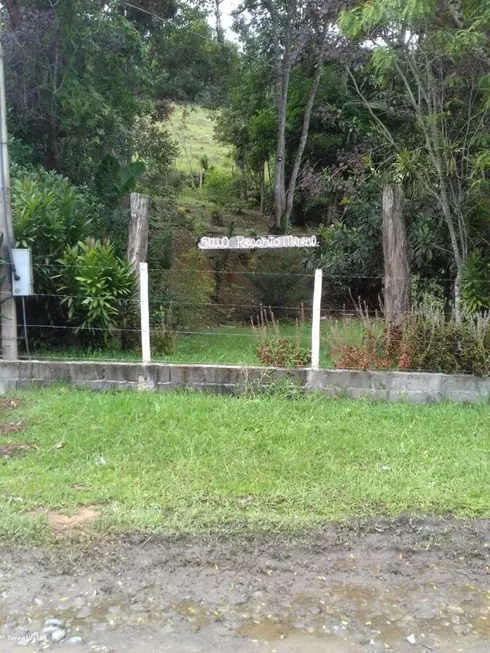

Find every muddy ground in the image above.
[0,518,489,652]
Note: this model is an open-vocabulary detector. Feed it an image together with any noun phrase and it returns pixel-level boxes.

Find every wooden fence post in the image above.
[382,184,410,328]
[128,192,150,274]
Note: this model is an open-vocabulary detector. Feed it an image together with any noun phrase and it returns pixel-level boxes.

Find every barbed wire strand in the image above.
[28,262,471,283]
[16,348,484,376]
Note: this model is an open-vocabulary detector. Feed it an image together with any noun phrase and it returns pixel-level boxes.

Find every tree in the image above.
[205,0,225,44]
[149,1,238,107]
[215,54,277,212]
[1,0,176,208]
[238,0,350,231]
[339,0,490,317]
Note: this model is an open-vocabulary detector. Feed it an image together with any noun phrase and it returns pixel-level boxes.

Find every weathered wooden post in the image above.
[127,192,150,274]
[382,184,409,329]
[127,192,150,363]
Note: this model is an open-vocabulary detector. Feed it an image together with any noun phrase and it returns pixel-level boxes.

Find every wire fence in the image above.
[4,264,488,377]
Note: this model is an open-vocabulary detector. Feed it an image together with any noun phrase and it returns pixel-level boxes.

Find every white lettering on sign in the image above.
[197,235,318,250]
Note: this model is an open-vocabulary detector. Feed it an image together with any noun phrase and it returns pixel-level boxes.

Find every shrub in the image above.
[148,227,173,272]
[256,337,310,367]
[151,306,174,356]
[13,169,98,254]
[12,168,109,345]
[462,249,490,313]
[252,307,310,368]
[247,250,311,319]
[164,169,187,196]
[203,169,239,207]
[58,239,136,345]
[400,307,489,376]
[165,249,214,328]
[331,299,490,376]
[12,169,98,299]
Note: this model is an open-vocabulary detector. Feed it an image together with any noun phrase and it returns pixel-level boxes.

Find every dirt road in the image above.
[1,518,489,652]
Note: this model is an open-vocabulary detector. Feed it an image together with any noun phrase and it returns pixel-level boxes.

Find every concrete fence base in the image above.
[0,360,488,404]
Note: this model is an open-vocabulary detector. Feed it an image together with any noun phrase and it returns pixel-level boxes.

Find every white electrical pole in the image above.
[0,41,18,360]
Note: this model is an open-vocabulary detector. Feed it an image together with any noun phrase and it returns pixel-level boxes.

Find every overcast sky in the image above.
[220,0,240,35]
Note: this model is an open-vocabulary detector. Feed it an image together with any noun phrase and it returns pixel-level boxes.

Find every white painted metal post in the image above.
[139,262,151,364]
[311,268,323,370]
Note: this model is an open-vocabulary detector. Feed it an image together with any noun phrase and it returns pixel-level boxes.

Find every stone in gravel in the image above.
[160,624,174,636]
[447,605,464,615]
[44,619,65,628]
[332,624,346,633]
[76,606,91,619]
[51,628,67,642]
[14,638,31,648]
[43,625,61,635]
[406,634,416,645]
[451,624,469,637]
[223,618,240,631]
[228,594,248,606]
[68,636,83,645]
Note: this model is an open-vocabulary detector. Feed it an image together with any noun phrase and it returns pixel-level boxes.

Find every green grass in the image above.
[30,320,366,367]
[0,388,489,543]
[168,104,233,175]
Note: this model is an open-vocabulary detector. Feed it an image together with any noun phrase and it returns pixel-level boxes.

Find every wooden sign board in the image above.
[197,235,318,250]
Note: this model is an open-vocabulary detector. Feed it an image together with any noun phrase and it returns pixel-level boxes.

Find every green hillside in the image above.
[168,104,234,175]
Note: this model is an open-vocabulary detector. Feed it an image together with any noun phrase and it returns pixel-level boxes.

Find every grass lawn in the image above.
[29,320,366,367]
[0,388,488,543]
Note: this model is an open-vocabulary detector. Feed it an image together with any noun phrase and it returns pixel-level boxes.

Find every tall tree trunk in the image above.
[260,163,265,214]
[268,6,291,232]
[238,159,247,202]
[401,59,466,321]
[382,184,410,329]
[284,61,324,225]
[214,0,224,44]
[127,192,150,275]
[425,91,465,321]
[45,50,60,171]
[454,268,462,324]
[270,67,290,230]
[4,0,21,30]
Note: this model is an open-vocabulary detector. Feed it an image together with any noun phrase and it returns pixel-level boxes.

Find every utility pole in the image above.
[0,42,18,360]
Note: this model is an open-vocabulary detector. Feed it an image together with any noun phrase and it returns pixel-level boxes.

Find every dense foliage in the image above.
[332,299,490,376]
[11,168,135,347]
[0,0,488,370]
